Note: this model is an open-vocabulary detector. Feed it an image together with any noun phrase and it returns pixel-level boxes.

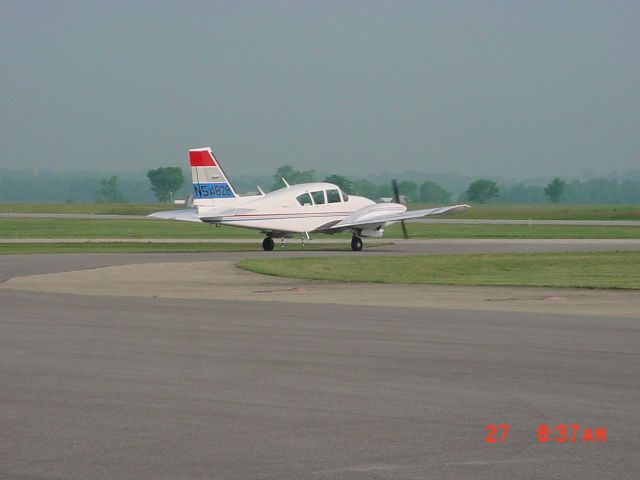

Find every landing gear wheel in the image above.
[262,237,275,251]
[351,236,363,252]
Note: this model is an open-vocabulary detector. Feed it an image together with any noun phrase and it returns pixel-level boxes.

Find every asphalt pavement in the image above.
[0,247,638,479]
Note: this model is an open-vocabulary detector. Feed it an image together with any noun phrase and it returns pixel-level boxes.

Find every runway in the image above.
[3,237,640,254]
[1,243,639,479]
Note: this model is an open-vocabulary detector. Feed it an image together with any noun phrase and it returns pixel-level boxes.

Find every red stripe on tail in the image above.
[189,150,216,167]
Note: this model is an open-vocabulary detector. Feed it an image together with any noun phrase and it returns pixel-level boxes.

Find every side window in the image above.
[327,189,341,203]
[311,190,325,204]
[340,189,349,202]
[296,193,312,206]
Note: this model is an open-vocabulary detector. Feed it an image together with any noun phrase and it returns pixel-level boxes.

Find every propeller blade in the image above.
[400,220,409,240]
[392,179,409,239]
[392,179,401,204]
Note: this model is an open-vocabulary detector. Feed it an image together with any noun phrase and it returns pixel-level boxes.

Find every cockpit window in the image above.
[340,189,349,202]
[326,189,341,203]
[296,193,312,206]
[311,190,325,204]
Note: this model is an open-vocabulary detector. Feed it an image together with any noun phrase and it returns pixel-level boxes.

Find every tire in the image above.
[262,237,275,251]
[350,236,363,252]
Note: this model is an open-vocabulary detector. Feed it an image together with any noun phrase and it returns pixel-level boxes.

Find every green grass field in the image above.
[0,242,355,255]
[0,203,161,215]
[389,223,640,239]
[237,252,640,289]
[1,218,639,240]
[2,202,640,220]
[414,204,640,220]
[0,218,257,239]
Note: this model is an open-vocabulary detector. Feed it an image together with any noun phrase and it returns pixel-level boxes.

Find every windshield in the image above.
[327,189,341,203]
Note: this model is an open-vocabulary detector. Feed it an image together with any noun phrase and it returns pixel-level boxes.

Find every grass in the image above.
[386,223,640,239]
[1,218,638,240]
[237,252,640,289]
[0,202,162,215]
[0,242,355,255]
[414,204,640,220]
[2,202,640,220]
[0,218,258,239]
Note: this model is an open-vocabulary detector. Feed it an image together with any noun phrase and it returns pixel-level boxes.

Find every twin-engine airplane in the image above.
[150,147,470,251]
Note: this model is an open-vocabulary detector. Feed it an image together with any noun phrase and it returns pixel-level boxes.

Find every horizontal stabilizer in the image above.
[148,209,202,223]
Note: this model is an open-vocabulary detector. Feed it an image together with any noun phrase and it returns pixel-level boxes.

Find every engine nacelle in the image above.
[360,228,384,238]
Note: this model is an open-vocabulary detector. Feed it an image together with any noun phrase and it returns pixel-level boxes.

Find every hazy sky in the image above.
[1,1,638,178]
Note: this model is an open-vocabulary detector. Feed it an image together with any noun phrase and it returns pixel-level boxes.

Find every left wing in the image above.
[321,204,470,231]
[148,208,202,223]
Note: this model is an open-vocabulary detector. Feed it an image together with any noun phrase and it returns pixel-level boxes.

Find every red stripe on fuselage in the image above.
[189,150,217,167]
[233,211,350,217]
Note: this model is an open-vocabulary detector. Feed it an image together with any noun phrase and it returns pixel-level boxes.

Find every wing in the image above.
[320,204,470,232]
[147,208,203,223]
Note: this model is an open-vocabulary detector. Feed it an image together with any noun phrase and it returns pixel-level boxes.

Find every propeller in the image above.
[392,179,409,240]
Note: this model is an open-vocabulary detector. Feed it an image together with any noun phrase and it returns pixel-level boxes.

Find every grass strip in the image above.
[1,218,639,239]
[2,203,640,220]
[0,203,161,215]
[423,204,640,221]
[237,251,640,289]
[0,242,355,255]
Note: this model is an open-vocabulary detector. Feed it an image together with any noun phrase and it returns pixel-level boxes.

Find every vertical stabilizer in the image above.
[189,147,238,205]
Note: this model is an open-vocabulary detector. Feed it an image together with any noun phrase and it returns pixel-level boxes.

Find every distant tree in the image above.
[457,191,469,203]
[497,183,545,203]
[466,179,499,203]
[376,183,393,199]
[324,174,354,194]
[272,165,296,189]
[271,165,315,191]
[96,176,128,203]
[621,179,640,204]
[397,180,419,203]
[419,180,452,203]
[352,179,377,199]
[544,177,566,203]
[147,167,184,203]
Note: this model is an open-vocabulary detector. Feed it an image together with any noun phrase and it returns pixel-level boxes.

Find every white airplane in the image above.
[150,147,470,251]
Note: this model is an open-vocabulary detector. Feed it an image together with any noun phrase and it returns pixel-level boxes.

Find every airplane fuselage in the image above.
[196,182,406,235]
[150,147,469,250]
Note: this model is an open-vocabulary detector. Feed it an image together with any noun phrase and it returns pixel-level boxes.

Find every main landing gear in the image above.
[262,237,275,251]
[263,234,362,251]
[350,236,363,252]
[262,234,300,251]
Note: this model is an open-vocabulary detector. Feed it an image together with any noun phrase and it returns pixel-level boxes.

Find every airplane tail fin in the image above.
[189,147,239,205]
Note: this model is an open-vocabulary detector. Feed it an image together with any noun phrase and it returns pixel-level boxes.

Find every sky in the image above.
[1,0,639,178]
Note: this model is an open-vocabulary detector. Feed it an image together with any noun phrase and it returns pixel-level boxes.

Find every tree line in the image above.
[271,166,452,202]
[92,167,185,203]
[269,166,624,205]
[1,165,638,204]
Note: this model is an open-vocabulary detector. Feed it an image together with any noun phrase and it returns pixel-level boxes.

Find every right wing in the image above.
[319,204,470,232]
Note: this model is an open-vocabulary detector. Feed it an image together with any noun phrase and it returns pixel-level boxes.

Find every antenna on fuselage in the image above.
[257,186,265,195]
[282,178,291,188]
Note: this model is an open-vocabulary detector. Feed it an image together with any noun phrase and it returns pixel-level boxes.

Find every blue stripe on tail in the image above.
[193,183,235,199]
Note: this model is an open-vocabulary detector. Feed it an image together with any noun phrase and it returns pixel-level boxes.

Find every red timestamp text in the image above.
[485,423,606,444]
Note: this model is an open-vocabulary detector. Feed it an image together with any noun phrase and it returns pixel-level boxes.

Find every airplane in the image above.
[149,147,470,251]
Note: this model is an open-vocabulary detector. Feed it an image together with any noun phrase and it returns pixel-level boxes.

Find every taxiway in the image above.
[0,241,638,479]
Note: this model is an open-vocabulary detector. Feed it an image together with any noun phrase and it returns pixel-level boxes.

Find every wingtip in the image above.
[447,204,471,214]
